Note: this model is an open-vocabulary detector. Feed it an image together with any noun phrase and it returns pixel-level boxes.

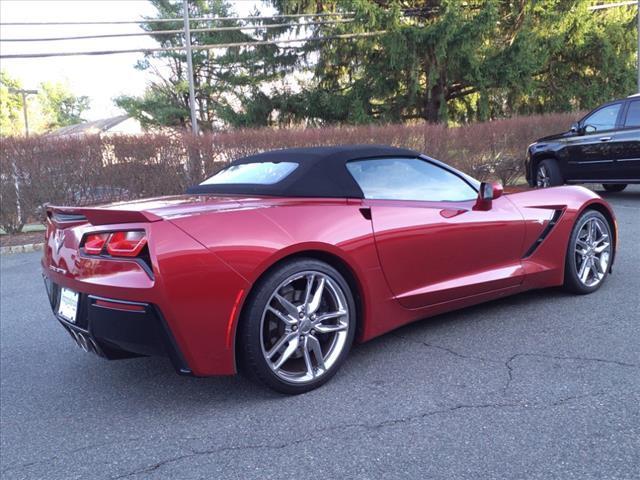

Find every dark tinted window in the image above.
[346,157,477,202]
[624,100,640,127]
[582,103,621,132]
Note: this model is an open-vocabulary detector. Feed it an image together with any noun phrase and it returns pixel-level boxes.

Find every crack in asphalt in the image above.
[108,392,610,479]
[391,334,637,397]
[391,333,497,363]
[0,438,144,475]
[503,353,638,393]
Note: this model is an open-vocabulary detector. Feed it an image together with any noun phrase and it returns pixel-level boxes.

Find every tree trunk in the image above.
[424,84,443,123]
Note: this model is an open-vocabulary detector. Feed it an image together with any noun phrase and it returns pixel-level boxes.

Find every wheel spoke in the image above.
[576,238,589,250]
[302,337,314,378]
[267,306,295,326]
[575,247,588,258]
[314,309,347,323]
[594,242,610,254]
[314,322,348,334]
[594,233,609,246]
[592,257,605,276]
[273,335,299,371]
[307,335,325,371]
[588,219,596,242]
[579,258,591,283]
[307,277,325,314]
[267,331,297,359]
[303,274,315,307]
[589,261,601,280]
[274,293,300,317]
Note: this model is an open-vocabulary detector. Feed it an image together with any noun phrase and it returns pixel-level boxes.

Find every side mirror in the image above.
[584,125,597,134]
[570,122,580,134]
[474,181,503,211]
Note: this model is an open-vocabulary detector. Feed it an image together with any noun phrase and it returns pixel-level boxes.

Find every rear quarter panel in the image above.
[168,199,404,344]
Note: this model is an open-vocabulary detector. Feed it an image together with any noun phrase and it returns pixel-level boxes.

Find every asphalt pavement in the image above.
[1,186,639,480]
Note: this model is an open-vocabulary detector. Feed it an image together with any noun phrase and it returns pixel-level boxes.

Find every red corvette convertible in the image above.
[42,145,616,393]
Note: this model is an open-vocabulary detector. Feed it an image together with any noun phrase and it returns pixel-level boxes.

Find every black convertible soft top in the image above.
[187,145,420,198]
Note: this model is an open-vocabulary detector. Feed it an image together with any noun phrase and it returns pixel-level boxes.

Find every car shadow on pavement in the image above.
[92,286,570,403]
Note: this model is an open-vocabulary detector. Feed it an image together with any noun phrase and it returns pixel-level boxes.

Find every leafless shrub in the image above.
[0,112,579,233]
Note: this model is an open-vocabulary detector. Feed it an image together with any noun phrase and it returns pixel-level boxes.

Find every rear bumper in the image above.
[44,278,191,374]
[42,218,251,376]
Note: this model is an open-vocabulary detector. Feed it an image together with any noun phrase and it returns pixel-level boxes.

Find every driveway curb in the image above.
[0,243,45,255]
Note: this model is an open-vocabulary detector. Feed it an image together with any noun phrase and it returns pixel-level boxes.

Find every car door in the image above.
[346,157,526,309]
[614,99,640,181]
[564,102,624,181]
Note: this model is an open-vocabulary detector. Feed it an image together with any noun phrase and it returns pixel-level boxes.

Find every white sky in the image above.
[0,0,269,120]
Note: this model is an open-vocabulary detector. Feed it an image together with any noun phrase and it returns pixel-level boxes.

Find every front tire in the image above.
[238,258,356,394]
[602,184,627,192]
[563,210,613,294]
[536,159,563,188]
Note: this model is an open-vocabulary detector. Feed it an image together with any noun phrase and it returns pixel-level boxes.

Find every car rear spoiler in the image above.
[46,204,162,227]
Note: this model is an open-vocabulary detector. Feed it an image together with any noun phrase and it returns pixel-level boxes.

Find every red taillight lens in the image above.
[83,233,109,255]
[106,231,147,257]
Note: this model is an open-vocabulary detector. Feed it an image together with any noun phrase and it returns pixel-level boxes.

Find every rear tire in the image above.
[563,210,613,295]
[238,258,356,394]
[602,184,627,192]
[536,159,563,188]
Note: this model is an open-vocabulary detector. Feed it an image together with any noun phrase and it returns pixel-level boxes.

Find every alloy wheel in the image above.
[260,271,350,384]
[536,165,550,188]
[574,217,611,288]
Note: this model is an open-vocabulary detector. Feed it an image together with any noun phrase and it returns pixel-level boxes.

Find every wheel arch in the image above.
[577,201,617,269]
[232,248,366,371]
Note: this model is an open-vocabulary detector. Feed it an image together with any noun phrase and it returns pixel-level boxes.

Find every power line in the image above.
[588,1,637,10]
[0,31,387,59]
[0,12,354,26]
[0,19,355,43]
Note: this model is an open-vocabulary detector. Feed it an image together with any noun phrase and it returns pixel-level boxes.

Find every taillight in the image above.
[106,231,147,257]
[82,230,147,257]
[83,233,109,255]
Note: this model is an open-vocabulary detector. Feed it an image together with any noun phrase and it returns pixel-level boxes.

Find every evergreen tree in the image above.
[115,0,299,131]
[117,0,637,127]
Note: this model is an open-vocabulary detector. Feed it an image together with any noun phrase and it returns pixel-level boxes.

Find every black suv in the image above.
[525,95,640,191]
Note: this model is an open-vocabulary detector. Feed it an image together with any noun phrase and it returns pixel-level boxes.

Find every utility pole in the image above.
[183,0,198,135]
[8,87,38,136]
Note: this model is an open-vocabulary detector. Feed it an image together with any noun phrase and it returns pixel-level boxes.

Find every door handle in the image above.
[599,136,612,142]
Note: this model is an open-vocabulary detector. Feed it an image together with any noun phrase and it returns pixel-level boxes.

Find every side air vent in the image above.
[523,209,563,258]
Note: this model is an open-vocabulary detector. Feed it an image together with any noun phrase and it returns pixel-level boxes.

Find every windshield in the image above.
[200,162,298,185]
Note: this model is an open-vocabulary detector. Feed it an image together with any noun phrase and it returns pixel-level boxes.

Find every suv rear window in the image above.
[624,100,640,127]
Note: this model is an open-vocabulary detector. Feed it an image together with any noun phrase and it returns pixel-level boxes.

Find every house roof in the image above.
[47,115,131,137]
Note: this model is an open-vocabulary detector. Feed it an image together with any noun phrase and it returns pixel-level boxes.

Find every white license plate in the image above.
[58,288,79,323]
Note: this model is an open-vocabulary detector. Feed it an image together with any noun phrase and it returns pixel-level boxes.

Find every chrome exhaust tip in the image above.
[76,332,89,352]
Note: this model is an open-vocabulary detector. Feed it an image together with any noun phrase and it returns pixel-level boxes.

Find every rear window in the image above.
[625,100,640,127]
[201,162,298,185]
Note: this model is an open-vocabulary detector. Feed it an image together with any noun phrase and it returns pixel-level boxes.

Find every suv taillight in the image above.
[82,231,147,257]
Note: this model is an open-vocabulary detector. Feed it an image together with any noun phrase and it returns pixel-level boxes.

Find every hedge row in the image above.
[0,112,577,233]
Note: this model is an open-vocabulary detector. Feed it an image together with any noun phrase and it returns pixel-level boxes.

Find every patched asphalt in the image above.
[1,186,639,480]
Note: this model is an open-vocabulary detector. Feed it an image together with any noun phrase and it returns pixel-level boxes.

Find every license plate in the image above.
[58,288,79,323]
